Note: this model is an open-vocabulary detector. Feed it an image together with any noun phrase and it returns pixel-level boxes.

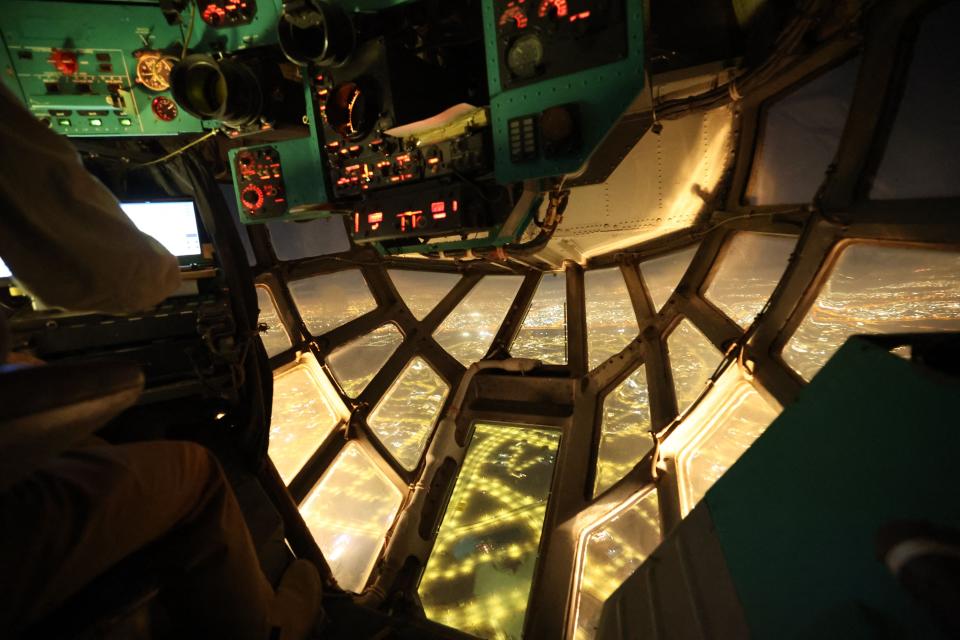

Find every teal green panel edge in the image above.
[706,339,958,639]
[483,0,645,183]
[229,80,330,224]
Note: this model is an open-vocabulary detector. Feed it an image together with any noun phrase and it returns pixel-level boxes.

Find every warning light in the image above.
[432,211,447,220]
[538,0,568,18]
[431,201,446,213]
[354,212,360,233]
[569,10,590,21]
[453,200,459,212]
[368,212,383,223]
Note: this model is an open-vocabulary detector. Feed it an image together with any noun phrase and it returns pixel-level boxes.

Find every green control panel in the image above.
[0,0,281,137]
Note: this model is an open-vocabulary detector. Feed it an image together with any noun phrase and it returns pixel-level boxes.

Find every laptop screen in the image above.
[0,200,202,281]
[120,200,202,258]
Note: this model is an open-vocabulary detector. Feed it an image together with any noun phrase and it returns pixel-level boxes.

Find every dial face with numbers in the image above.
[151,95,179,121]
[136,52,176,92]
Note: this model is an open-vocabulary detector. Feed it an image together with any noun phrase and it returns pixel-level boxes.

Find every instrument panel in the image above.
[493,0,627,91]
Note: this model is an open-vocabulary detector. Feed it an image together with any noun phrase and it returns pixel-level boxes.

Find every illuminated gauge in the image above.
[506,34,544,79]
[151,95,179,122]
[241,184,265,211]
[538,0,569,18]
[325,81,379,141]
[498,1,529,29]
[202,3,227,25]
[135,52,176,92]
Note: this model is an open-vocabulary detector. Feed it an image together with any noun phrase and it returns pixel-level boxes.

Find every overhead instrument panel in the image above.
[482,0,645,183]
[494,0,627,90]
[0,0,282,137]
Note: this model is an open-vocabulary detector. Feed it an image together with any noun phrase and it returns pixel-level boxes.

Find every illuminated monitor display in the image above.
[120,201,201,258]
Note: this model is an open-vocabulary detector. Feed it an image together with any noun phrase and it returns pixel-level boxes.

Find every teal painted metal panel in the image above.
[482,0,645,183]
[0,0,281,137]
[229,81,331,223]
[707,339,958,639]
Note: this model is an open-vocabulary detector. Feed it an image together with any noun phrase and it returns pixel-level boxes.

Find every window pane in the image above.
[434,277,523,365]
[327,324,403,398]
[510,272,567,364]
[745,56,860,205]
[368,357,449,470]
[419,424,561,639]
[270,354,345,484]
[298,442,402,593]
[267,216,350,261]
[871,3,960,199]
[680,382,779,510]
[573,490,661,640]
[640,244,699,312]
[704,233,796,328]
[256,285,292,358]
[667,319,720,413]
[595,367,652,496]
[389,269,461,321]
[585,268,638,370]
[784,244,960,380]
[288,270,377,337]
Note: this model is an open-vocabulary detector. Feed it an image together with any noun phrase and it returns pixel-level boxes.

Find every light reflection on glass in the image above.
[299,442,402,593]
[595,366,652,496]
[511,272,567,364]
[666,319,720,414]
[704,233,796,328]
[784,244,960,380]
[640,244,699,312]
[389,269,461,320]
[663,367,781,514]
[270,354,344,484]
[434,277,523,365]
[585,268,638,370]
[573,490,661,640]
[288,270,377,337]
[327,324,403,398]
[256,284,292,358]
[419,424,561,640]
[368,357,449,470]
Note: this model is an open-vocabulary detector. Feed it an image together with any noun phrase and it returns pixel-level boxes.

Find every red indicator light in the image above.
[433,212,447,220]
[431,201,445,213]
[345,164,361,172]
[427,157,440,165]
[396,154,411,163]
[452,200,459,212]
[569,10,590,21]
[354,212,360,233]
[348,145,361,152]
[538,0,567,18]
[326,141,340,149]
[368,212,383,223]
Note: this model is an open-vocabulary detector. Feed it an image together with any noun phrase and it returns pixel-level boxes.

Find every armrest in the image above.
[0,360,144,491]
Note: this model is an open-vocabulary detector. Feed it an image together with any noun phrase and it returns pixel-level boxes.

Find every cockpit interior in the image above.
[1,0,959,638]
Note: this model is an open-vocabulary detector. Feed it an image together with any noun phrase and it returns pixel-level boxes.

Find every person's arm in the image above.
[0,84,181,313]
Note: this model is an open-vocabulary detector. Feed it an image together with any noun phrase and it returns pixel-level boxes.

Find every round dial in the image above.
[538,0,569,18]
[136,52,176,92]
[325,81,378,141]
[506,34,544,79]
[151,95,179,122]
[241,184,265,211]
[498,2,528,29]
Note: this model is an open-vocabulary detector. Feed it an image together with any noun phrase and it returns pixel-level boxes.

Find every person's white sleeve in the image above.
[0,84,181,313]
